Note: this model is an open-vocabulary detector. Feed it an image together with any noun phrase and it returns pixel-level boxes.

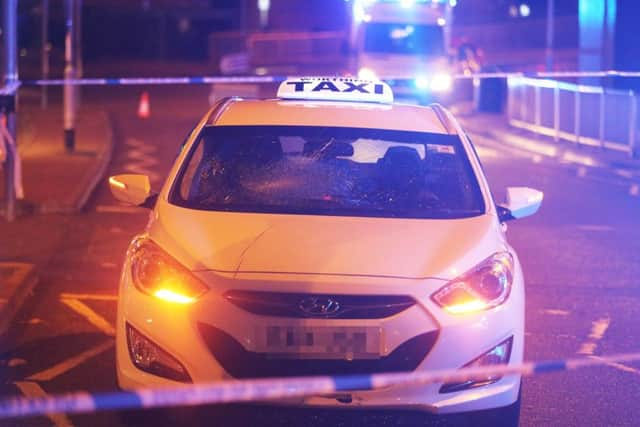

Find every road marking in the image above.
[60,298,116,336]
[60,293,118,301]
[28,340,114,382]
[614,169,634,179]
[0,262,36,287]
[576,225,614,232]
[100,262,118,269]
[590,356,640,377]
[630,184,639,197]
[578,316,611,355]
[579,342,597,355]
[123,137,160,182]
[8,358,26,367]
[541,309,570,316]
[562,151,597,167]
[14,381,75,427]
[588,317,611,340]
[95,204,145,214]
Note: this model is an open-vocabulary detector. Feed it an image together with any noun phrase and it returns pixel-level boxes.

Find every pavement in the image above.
[1,85,640,426]
[452,103,640,197]
[0,87,114,336]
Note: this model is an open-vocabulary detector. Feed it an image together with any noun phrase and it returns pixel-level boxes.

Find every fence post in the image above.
[599,90,605,148]
[554,84,560,142]
[519,80,526,122]
[506,78,512,122]
[574,90,581,145]
[630,91,638,158]
[535,85,541,127]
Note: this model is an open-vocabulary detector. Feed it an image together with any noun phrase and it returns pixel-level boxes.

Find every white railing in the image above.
[507,77,639,158]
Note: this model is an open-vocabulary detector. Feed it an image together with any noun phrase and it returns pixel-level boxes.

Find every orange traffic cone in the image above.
[138,92,150,119]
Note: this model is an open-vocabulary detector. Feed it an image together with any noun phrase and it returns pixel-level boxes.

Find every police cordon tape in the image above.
[17,69,640,87]
[2,351,640,420]
[23,75,282,87]
[0,80,20,95]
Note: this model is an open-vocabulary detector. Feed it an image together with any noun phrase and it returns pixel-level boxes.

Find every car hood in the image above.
[150,203,502,280]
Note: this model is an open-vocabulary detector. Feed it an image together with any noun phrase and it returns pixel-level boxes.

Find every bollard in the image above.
[63,0,77,153]
[2,117,16,222]
[599,90,605,148]
[0,101,17,222]
[1,0,18,221]
[574,90,581,145]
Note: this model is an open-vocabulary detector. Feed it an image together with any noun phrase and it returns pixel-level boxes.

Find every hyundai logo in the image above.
[298,297,341,317]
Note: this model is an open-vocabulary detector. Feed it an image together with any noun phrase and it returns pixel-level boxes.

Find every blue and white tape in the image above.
[13,70,640,88]
[23,76,284,87]
[1,351,639,420]
[0,80,20,96]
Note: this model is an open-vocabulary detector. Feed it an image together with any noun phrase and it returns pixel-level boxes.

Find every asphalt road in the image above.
[2,85,640,427]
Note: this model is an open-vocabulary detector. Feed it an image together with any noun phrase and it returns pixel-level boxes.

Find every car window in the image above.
[170,125,485,219]
[179,140,204,199]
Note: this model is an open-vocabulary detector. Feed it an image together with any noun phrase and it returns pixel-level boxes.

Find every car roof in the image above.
[209,99,456,135]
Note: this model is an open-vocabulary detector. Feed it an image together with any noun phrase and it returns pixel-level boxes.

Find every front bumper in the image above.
[116,267,524,414]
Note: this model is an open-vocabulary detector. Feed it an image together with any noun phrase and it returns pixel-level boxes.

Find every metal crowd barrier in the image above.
[507,76,639,157]
[2,351,640,420]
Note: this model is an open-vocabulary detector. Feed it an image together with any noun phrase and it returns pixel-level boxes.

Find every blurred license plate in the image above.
[255,326,381,359]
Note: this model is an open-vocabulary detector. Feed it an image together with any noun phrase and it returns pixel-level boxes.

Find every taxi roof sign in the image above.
[277,77,394,104]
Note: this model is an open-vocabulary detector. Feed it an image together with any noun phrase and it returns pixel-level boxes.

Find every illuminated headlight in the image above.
[129,237,208,304]
[430,73,453,92]
[414,75,430,90]
[126,323,191,382]
[358,67,378,81]
[431,252,514,314]
[439,337,513,393]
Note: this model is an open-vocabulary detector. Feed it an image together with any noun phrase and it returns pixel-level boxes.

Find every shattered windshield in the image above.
[170,125,485,219]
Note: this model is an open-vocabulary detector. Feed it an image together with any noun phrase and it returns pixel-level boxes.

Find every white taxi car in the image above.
[109,77,542,425]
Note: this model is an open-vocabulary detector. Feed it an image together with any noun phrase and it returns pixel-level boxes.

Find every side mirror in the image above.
[497,187,543,222]
[108,174,153,206]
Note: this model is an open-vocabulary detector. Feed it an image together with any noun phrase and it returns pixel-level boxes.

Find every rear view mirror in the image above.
[498,187,543,222]
[108,174,152,206]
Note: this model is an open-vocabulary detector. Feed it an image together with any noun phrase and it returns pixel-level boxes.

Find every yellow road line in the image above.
[14,381,76,427]
[577,317,611,355]
[541,309,571,316]
[95,205,145,214]
[60,298,116,336]
[590,356,640,376]
[59,293,118,301]
[28,340,114,382]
